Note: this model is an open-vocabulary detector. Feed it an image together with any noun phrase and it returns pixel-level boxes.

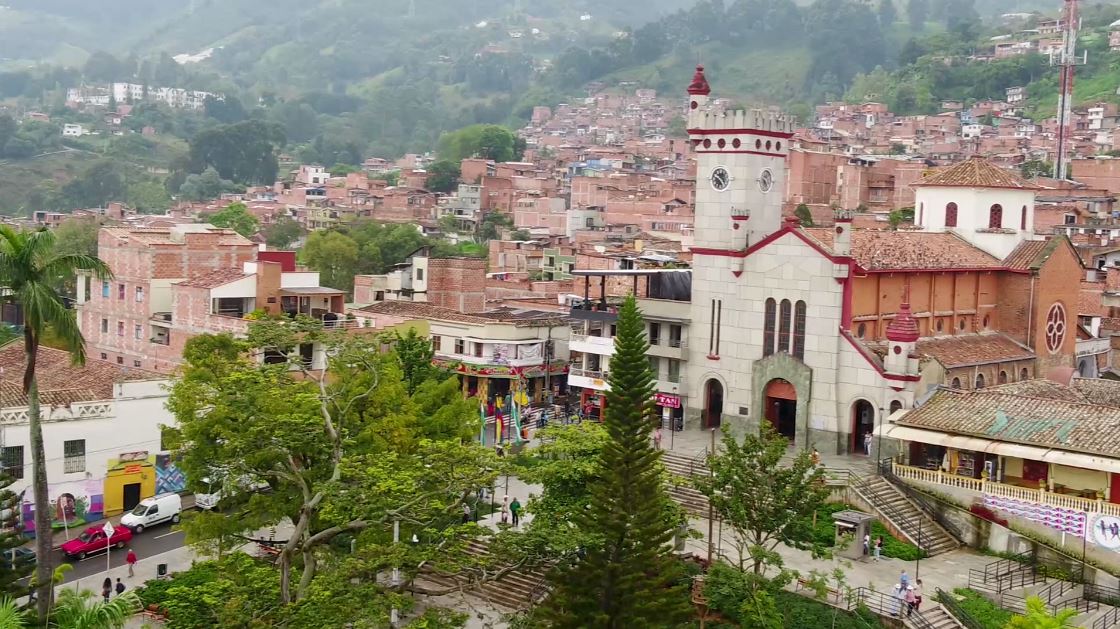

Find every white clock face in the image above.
[710,167,731,192]
[758,168,774,193]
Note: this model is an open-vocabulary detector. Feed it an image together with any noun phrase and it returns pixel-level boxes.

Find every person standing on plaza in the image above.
[114,578,125,597]
[904,585,917,617]
[461,502,471,524]
[811,448,821,467]
[500,495,510,525]
[510,497,522,527]
[653,427,663,450]
[101,578,112,603]
[126,548,137,577]
[900,569,909,589]
[864,432,874,456]
[874,536,883,561]
[913,579,923,611]
[862,533,870,559]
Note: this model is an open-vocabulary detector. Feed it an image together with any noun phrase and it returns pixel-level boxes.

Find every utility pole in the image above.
[1053,0,1085,180]
[390,519,400,627]
[706,427,715,564]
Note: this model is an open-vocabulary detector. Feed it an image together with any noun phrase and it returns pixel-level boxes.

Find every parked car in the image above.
[0,547,34,570]
[120,493,182,533]
[61,526,132,561]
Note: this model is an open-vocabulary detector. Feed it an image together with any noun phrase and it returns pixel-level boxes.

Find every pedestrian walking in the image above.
[115,578,125,597]
[863,432,873,456]
[894,584,907,617]
[900,569,909,589]
[874,536,883,561]
[102,578,112,603]
[500,495,510,525]
[862,533,870,559]
[905,585,917,617]
[913,579,923,611]
[510,497,522,527]
[461,503,471,524]
[126,548,137,577]
[653,427,663,450]
[888,583,901,617]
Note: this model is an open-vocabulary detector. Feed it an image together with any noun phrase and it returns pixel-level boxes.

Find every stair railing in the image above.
[880,461,967,545]
[851,474,936,553]
[935,588,986,629]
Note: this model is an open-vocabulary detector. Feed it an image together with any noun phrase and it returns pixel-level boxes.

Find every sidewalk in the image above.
[682,512,991,598]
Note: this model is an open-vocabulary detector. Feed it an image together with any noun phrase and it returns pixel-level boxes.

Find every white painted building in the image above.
[0,343,180,534]
[62,123,85,137]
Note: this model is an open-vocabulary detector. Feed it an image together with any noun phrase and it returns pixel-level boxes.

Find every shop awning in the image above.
[875,423,1120,475]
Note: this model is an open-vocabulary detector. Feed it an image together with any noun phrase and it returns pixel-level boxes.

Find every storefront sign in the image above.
[655,393,681,408]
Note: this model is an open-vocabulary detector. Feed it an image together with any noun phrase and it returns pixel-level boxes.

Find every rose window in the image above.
[1045,303,1066,354]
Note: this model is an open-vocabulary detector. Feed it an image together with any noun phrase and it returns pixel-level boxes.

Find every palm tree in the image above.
[0,227,111,621]
[49,590,140,629]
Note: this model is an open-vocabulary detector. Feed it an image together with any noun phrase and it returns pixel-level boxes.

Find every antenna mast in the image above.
[1054,0,1084,180]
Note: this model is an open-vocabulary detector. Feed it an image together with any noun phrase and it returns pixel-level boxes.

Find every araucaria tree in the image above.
[0,226,111,621]
[536,295,690,628]
[694,425,830,576]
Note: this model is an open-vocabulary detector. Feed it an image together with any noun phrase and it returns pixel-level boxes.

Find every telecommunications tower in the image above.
[1053,0,1086,180]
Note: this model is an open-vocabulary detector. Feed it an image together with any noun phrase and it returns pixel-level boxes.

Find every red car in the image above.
[61,526,133,561]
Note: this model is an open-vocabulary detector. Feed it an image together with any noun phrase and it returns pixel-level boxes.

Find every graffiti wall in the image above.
[21,451,187,536]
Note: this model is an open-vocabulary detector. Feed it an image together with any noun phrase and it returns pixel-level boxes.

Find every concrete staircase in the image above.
[851,476,960,556]
[911,604,964,629]
[417,539,550,610]
[661,450,710,515]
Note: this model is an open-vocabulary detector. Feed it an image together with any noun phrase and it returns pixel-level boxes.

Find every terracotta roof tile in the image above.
[915,333,1035,368]
[0,342,162,407]
[899,387,1120,456]
[802,228,1002,271]
[1079,281,1108,317]
[176,268,249,289]
[913,156,1038,189]
[1002,240,1050,270]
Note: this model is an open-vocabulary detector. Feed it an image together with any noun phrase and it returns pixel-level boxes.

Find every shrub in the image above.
[970,503,1008,527]
[944,588,1016,629]
[808,503,926,560]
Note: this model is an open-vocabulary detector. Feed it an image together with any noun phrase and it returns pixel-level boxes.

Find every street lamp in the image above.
[876,406,885,476]
[706,428,715,564]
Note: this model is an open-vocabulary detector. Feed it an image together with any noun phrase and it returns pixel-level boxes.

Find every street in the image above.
[54,521,187,585]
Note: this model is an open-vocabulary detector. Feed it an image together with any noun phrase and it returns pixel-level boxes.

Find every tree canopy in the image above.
[167,320,501,615]
[204,201,260,238]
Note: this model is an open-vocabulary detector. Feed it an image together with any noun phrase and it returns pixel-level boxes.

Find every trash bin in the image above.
[157,563,168,578]
[831,510,875,560]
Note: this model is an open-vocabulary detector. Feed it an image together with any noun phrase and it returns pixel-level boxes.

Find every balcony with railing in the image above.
[570,333,615,356]
[568,368,609,391]
[891,460,1120,517]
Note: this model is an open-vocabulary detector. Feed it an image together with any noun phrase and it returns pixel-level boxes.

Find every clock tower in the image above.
[686,66,794,253]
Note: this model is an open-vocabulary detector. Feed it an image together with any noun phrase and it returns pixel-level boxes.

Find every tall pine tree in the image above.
[0,471,32,598]
[536,295,690,628]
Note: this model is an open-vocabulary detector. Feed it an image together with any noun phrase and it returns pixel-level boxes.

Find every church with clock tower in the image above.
[682,67,1082,455]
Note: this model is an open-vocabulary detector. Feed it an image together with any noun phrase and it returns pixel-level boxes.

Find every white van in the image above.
[120,493,182,533]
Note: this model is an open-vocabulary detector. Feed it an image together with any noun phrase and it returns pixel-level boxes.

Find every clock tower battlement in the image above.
[686,66,794,252]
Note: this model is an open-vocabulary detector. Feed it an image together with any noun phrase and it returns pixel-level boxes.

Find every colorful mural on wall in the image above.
[22,477,104,535]
[21,451,187,536]
[983,494,1087,536]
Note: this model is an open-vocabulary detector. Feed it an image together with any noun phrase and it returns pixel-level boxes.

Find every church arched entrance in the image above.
[703,378,724,429]
[763,379,797,441]
[851,400,876,455]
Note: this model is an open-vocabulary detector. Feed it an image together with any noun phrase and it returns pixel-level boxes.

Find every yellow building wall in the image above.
[1003,457,1024,478]
[102,460,156,517]
[1050,464,1107,493]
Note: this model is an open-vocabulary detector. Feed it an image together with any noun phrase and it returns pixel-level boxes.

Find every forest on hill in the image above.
[4,0,1120,215]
